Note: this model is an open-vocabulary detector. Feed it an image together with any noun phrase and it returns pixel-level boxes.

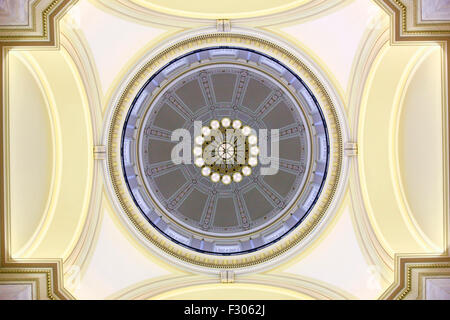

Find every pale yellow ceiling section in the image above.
[359,42,446,256]
[7,46,94,261]
[127,0,310,19]
[396,46,445,252]
[7,52,56,257]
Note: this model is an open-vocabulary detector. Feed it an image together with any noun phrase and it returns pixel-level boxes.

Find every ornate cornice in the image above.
[0,0,76,43]
[378,0,450,39]
[380,255,450,299]
[391,0,450,36]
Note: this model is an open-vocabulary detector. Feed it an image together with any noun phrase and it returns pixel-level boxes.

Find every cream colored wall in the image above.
[4,0,448,300]
[359,43,445,255]
[396,47,445,252]
[7,53,55,256]
[7,47,93,260]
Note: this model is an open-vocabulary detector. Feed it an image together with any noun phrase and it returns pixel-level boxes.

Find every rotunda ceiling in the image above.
[120,47,329,255]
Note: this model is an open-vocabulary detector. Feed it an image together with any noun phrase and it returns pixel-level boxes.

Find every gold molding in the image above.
[398,0,450,35]
[0,268,54,300]
[380,255,450,299]
[379,0,450,36]
[107,33,344,270]
[0,0,74,42]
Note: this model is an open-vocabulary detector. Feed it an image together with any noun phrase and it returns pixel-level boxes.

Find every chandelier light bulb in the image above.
[211,172,220,183]
[222,175,231,185]
[250,146,259,156]
[232,172,242,182]
[248,157,258,167]
[210,120,220,130]
[201,166,211,176]
[201,126,211,136]
[195,136,205,145]
[221,117,231,128]
[241,126,251,136]
[193,146,202,157]
[242,166,252,176]
[195,157,205,167]
[232,120,242,130]
[248,135,257,145]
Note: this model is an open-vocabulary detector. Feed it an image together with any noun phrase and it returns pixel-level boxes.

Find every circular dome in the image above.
[120,47,329,255]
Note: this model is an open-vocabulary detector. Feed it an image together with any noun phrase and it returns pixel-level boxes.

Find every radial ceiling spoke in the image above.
[256,178,284,208]
[254,90,282,118]
[232,71,249,108]
[199,194,217,231]
[165,181,195,211]
[143,126,173,142]
[165,92,194,120]
[278,124,304,141]
[144,160,178,178]
[276,158,306,175]
[233,191,251,230]
[198,71,215,106]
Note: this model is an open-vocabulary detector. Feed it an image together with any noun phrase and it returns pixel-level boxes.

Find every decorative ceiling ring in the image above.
[105,32,346,272]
